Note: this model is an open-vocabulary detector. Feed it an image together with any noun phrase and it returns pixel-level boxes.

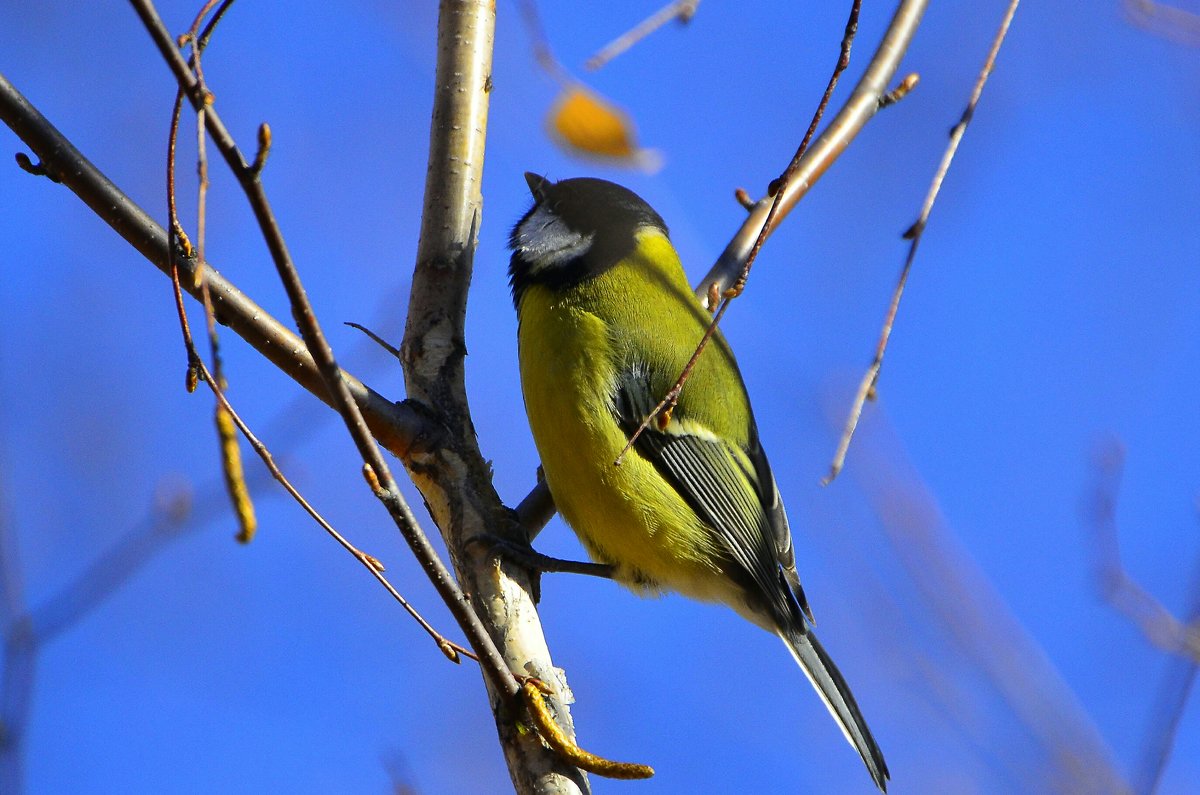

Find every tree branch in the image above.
[398,2,587,792]
[0,71,435,461]
[697,0,928,304]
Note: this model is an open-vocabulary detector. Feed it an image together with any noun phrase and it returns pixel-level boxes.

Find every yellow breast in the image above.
[516,281,733,604]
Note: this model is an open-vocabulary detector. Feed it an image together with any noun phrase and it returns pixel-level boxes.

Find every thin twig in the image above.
[1,63,472,669]
[345,321,402,360]
[167,26,469,648]
[194,354,474,662]
[166,92,193,259]
[181,0,258,543]
[1087,442,1200,791]
[584,0,700,71]
[0,61,485,756]
[617,0,862,463]
[162,30,462,649]
[128,0,510,692]
[181,0,222,89]
[823,0,1019,485]
[697,0,929,304]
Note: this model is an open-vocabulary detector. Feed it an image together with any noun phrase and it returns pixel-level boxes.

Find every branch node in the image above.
[879,72,920,108]
[251,122,272,176]
[392,399,449,459]
[362,462,389,499]
[733,187,755,211]
[705,281,721,314]
[185,359,201,393]
[15,151,61,182]
[437,639,462,663]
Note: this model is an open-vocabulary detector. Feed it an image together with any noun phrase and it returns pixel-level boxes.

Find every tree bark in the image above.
[399,2,587,792]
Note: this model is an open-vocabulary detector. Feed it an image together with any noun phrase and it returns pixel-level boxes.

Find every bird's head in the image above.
[508,173,668,303]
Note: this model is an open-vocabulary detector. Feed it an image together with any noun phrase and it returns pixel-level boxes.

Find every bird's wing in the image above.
[613,369,809,626]
[742,420,812,621]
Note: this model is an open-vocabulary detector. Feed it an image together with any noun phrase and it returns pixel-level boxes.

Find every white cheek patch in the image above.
[514,204,595,272]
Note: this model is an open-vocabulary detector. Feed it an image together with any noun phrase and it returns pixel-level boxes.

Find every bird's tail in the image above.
[780,625,889,792]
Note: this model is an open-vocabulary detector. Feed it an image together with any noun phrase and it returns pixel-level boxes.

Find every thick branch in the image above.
[399,2,586,793]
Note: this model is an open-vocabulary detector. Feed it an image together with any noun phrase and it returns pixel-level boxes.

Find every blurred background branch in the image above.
[1086,439,1200,793]
[844,401,1128,793]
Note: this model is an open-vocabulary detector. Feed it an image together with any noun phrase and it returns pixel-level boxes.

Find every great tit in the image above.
[508,173,888,791]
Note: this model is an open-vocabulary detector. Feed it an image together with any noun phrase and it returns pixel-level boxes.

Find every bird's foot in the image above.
[466,533,615,603]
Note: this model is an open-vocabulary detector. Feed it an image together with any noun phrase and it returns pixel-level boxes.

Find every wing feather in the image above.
[613,369,807,625]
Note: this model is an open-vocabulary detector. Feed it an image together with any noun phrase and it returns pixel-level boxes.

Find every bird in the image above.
[508,173,888,791]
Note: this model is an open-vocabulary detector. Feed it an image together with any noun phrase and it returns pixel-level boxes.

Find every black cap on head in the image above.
[518,174,667,243]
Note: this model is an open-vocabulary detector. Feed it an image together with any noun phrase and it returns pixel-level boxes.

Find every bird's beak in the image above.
[524,171,550,202]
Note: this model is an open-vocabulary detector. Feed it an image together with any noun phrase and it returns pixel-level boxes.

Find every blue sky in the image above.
[2,2,1199,793]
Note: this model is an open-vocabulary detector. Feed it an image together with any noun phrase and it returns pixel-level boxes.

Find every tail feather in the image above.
[780,626,889,792]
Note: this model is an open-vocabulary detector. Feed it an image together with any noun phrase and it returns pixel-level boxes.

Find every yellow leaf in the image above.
[547,85,662,171]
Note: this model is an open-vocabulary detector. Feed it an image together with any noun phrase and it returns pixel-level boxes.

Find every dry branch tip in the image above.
[522,681,655,780]
[346,321,402,360]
